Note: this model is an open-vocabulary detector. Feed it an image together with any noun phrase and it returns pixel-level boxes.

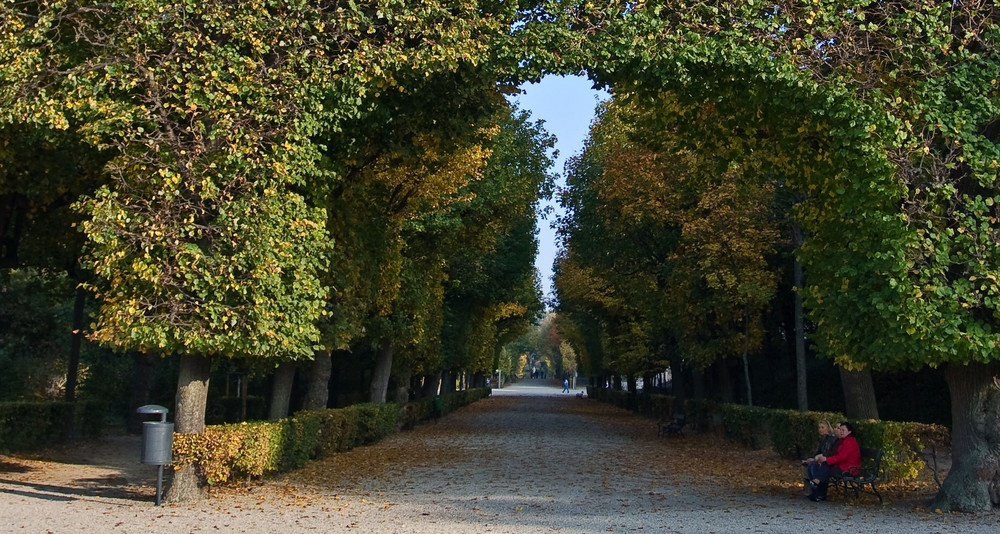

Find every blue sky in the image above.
[511,75,608,304]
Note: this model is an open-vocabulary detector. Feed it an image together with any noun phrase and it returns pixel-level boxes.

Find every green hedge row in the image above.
[586,387,949,482]
[174,387,492,485]
[0,400,106,452]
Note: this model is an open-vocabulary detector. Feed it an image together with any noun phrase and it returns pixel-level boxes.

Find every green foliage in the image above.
[4,0,999,508]
[0,269,77,400]
[588,389,947,483]
[556,94,784,380]
[172,402,399,484]
[718,404,775,451]
[173,389,490,485]
[541,1,1000,378]
[4,0,529,369]
[852,419,950,481]
[765,409,843,461]
[0,400,104,451]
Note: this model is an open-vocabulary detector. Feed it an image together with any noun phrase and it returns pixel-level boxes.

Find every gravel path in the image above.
[1,381,998,533]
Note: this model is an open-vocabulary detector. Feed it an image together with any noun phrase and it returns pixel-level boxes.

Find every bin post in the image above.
[136,405,172,505]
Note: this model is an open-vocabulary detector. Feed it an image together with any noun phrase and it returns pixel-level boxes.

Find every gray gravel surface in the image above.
[1,381,998,533]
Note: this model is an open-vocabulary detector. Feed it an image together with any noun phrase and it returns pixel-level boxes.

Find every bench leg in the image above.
[869,482,882,504]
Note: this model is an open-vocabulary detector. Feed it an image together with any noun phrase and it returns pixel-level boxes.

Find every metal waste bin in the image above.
[136,405,172,505]
[141,420,174,465]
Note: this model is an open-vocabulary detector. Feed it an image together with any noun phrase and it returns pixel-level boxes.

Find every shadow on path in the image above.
[0,476,150,503]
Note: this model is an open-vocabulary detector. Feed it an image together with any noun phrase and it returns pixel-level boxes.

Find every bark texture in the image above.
[934,362,1000,512]
[64,285,86,403]
[303,350,332,411]
[741,315,753,406]
[440,370,455,394]
[838,367,879,420]
[421,372,441,399]
[670,357,687,415]
[368,339,393,404]
[792,223,808,412]
[391,368,410,404]
[165,353,211,503]
[268,361,297,420]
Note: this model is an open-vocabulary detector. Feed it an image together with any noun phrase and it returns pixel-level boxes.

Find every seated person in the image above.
[806,421,861,502]
[802,420,838,482]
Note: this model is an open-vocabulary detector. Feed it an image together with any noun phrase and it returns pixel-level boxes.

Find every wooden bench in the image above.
[657,414,686,437]
[830,447,884,504]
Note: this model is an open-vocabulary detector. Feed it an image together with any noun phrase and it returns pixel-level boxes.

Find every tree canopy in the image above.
[3,0,1000,511]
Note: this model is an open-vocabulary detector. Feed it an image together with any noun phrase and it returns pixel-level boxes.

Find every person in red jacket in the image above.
[807,421,861,502]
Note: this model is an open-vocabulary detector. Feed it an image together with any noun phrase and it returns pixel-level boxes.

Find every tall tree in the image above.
[540,1,1000,511]
[3,0,524,500]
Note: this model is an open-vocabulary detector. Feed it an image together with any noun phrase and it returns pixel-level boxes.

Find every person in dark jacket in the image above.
[802,419,838,484]
[807,421,862,502]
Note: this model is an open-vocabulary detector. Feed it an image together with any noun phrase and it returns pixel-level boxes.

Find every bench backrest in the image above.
[857,447,884,480]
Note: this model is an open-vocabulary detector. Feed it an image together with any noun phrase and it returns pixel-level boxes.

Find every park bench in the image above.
[657,414,686,437]
[830,447,884,504]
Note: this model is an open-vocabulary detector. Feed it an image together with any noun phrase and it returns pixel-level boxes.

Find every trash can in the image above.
[136,405,172,505]
[141,420,174,465]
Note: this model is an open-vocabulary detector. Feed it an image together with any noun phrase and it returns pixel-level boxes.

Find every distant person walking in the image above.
[562,379,570,393]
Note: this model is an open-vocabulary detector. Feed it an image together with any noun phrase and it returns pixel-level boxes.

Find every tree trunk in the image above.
[329,349,346,408]
[368,339,393,404]
[441,370,456,394]
[127,351,157,434]
[269,361,297,420]
[717,360,733,403]
[838,367,879,420]
[422,372,441,398]
[669,356,687,415]
[934,362,1000,512]
[303,350,332,411]
[792,223,809,412]
[165,354,211,503]
[794,269,808,411]
[690,369,705,431]
[240,373,248,422]
[64,285,86,404]
[692,368,705,402]
[393,367,411,405]
[742,312,753,406]
[626,375,637,392]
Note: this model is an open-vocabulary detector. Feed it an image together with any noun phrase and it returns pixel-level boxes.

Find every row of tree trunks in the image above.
[422,372,441,398]
[159,345,500,503]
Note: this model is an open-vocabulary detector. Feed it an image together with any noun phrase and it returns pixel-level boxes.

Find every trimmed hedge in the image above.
[585,387,949,482]
[0,400,105,452]
[173,387,492,485]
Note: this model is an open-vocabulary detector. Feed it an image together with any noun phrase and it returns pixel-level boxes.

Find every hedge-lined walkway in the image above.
[1,382,998,533]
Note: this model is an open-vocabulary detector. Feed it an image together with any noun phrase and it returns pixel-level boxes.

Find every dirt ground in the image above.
[1,383,998,533]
